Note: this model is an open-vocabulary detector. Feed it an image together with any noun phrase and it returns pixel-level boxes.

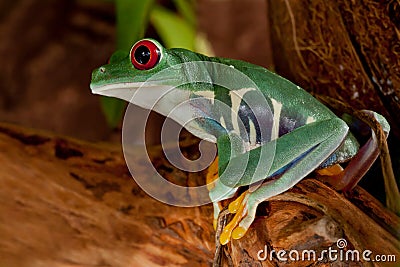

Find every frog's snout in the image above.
[90,66,107,87]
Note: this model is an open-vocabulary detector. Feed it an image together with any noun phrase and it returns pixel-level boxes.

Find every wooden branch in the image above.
[217,180,399,266]
[0,123,214,267]
[0,123,399,267]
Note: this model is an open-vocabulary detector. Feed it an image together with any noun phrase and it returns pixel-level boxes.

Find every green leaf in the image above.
[172,0,196,26]
[100,96,126,128]
[150,5,196,49]
[101,0,155,128]
[115,0,155,50]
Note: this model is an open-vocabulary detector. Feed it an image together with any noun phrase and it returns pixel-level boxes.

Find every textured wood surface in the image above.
[1,123,399,267]
[268,0,400,137]
[218,180,399,266]
[0,123,215,267]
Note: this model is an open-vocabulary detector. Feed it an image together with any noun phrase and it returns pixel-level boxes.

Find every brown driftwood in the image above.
[1,123,399,267]
[0,123,215,267]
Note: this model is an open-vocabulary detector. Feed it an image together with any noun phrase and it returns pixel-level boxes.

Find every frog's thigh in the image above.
[239,118,349,231]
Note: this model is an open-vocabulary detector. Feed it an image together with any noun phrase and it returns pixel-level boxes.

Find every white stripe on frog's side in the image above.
[220,116,227,130]
[249,119,257,146]
[229,88,257,134]
[306,116,316,124]
[194,90,215,104]
[270,98,282,140]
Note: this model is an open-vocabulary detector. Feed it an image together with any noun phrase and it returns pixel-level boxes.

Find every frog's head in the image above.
[90,39,219,142]
[91,39,188,110]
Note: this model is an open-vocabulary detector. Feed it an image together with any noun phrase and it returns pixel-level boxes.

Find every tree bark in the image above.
[1,123,399,266]
[268,0,400,138]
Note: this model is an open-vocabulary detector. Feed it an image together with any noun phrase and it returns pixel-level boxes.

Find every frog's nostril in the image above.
[99,67,106,73]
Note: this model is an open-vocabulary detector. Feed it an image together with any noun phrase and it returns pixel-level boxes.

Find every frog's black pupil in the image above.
[135,45,151,64]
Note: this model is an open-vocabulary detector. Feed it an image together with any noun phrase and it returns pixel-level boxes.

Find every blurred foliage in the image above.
[99,0,212,128]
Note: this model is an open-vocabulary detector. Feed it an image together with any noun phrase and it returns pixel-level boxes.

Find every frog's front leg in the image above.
[214,117,349,245]
[207,132,248,229]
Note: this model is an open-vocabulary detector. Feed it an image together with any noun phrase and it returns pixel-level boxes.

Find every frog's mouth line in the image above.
[90,81,145,92]
[91,82,157,98]
[91,82,220,143]
[90,82,178,109]
[90,82,192,124]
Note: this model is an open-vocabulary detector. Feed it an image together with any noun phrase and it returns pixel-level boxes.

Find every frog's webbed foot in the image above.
[209,178,238,231]
[219,190,257,245]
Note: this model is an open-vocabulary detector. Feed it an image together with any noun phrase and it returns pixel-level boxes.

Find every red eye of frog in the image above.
[130,39,161,70]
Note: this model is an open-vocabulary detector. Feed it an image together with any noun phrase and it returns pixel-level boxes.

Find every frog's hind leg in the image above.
[321,110,390,192]
[219,117,349,244]
[321,111,400,213]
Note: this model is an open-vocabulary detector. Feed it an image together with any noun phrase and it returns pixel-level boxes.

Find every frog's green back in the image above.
[91,41,358,166]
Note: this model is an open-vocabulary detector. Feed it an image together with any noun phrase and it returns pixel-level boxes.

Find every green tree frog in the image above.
[90,39,390,245]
